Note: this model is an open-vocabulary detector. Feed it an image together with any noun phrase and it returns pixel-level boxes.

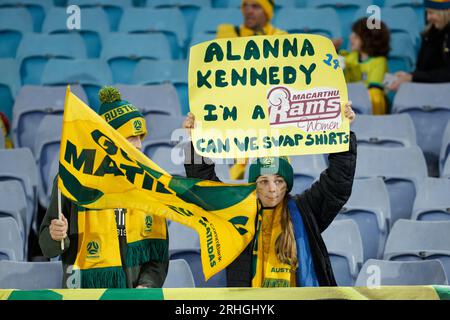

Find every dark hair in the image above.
[352,17,391,57]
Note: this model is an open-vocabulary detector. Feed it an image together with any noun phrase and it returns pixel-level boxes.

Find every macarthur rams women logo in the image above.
[267,86,342,132]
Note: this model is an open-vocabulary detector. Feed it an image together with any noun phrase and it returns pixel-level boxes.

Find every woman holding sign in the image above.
[183,103,356,287]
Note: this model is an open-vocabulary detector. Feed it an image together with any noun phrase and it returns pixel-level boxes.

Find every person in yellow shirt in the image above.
[0,111,13,148]
[216,0,287,39]
[340,18,391,115]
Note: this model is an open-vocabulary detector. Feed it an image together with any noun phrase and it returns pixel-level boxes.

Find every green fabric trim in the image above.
[262,278,290,287]
[8,290,63,300]
[434,286,450,300]
[80,267,127,288]
[125,239,169,268]
[107,110,143,130]
[99,288,164,300]
[368,82,384,89]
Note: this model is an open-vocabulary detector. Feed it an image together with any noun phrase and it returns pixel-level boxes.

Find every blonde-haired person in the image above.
[389,0,450,90]
[183,103,357,287]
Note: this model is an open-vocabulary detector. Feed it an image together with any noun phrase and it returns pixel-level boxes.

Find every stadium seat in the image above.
[351,114,417,148]
[132,60,189,115]
[439,121,450,175]
[290,155,328,195]
[322,219,364,286]
[335,177,391,261]
[163,259,196,288]
[0,181,28,248]
[118,8,187,59]
[115,84,182,117]
[443,156,450,179]
[306,0,372,49]
[11,85,87,151]
[0,148,38,236]
[0,0,52,32]
[192,8,242,35]
[145,113,185,142]
[0,260,63,289]
[147,0,211,39]
[392,82,450,177]
[188,33,216,51]
[355,259,448,286]
[353,7,421,51]
[412,178,450,222]
[34,115,63,208]
[0,59,20,122]
[383,219,450,281]
[69,0,133,31]
[388,33,416,73]
[0,7,33,58]
[40,59,113,112]
[274,8,342,39]
[0,217,24,261]
[16,33,87,85]
[0,249,16,262]
[42,7,110,58]
[347,82,372,115]
[168,221,227,287]
[355,146,428,226]
[384,0,426,27]
[0,132,4,149]
[102,33,172,84]
[144,140,186,176]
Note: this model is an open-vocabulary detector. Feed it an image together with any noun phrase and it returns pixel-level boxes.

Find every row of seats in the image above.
[0,6,422,59]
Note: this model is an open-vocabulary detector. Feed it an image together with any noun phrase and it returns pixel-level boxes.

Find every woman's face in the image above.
[349,32,362,52]
[256,174,287,208]
[427,9,449,30]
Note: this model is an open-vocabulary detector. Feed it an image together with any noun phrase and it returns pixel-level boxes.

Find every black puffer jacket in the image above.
[412,23,450,83]
[184,132,357,287]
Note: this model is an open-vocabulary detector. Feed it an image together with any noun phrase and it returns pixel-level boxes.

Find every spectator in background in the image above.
[389,0,450,90]
[339,18,391,115]
[39,87,169,289]
[216,0,287,38]
[0,112,13,148]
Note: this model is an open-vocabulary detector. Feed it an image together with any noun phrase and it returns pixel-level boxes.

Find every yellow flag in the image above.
[58,87,257,280]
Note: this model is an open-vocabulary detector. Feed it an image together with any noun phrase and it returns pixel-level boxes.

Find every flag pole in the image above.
[58,187,64,251]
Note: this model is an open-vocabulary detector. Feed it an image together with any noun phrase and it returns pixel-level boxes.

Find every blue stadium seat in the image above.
[192,8,242,35]
[0,148,38,236]
[274,8,342,39]
[392,82,450,177]
[336,178,391,261]
[389,33,416,73]
[439,121,450,175]
[412,178,450,222]
[0,181,28,249]
[132,60,189,115]
[383,219,450,281]
[347,82,372,115]
[0,217,24,261]
[290,155,327,195]
[168,221,227,287]
[118,8,187,59]
[353,7,421,51]
[355,259,448,286]
[16,33,87,85]
[0,261,63,289]
[355,146,428,226]
[163,259,196,288]
[0,0,53,32]
[146,114,185,142]
[188,33,216,51]
[11,85,87,151]
[384,0,426,27]
[101,33,172,84]
[0,7,33,57]
[0,59,20,122]
[322,219,364,286]
[69,0,133,31]
[0,132,4,149]
[147,0,211,39]
[443,157,450,179]
[34,115,63,208]
[40,59,113,112]
[351,114,417,148]
[115,84,182,117]
[0,248,16,262]
[42,7,110,58]
[143,140,186,176]
[307,0,372,49]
